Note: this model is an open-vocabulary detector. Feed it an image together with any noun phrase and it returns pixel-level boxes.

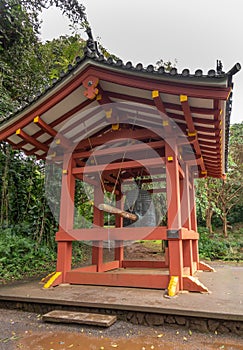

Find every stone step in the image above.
[42,310,117,327]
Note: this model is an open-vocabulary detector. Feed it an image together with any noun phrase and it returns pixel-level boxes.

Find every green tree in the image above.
[0,0,87,246]
[196,122,243,236]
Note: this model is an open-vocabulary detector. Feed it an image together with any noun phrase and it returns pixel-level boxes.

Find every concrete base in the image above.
[0,263,242,334]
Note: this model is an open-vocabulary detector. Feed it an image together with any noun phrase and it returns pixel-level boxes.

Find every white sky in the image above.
[39,0,243,124]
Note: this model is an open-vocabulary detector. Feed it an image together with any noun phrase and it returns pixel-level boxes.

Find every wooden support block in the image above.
[42,310,117,327]
[183,276,209,293]
[198,261,216,272]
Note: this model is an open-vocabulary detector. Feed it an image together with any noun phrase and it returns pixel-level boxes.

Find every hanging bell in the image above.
[123,189,157,227]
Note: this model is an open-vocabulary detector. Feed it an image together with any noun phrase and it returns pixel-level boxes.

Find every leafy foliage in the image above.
[196,122,243,236]
[198,226,243,261]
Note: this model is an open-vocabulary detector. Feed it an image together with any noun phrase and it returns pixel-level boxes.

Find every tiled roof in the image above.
[0,39,241,174]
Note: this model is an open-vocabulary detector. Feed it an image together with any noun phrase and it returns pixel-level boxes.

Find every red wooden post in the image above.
[180,164,191,230]
[92,183,104,271]
[165,141,183,289]
[183,240,193,275]
[190,177,197,232]
[165,141,181,230]
[114,191,124,266]
[56,153,75,281]
[192,239,199,270]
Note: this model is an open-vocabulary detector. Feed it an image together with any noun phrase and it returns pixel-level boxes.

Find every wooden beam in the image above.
[34,116,71,149]
[122,261,167,269]
[16,99,93,151]
[108,91,220,117]
[89,66,231,100]
[76,128,161,149]
[180,95,196,134]
[56,226,168,241]
[15,129,48,152]
[65,271,170,289]
[72,157,165,175]
[73,140,165,159]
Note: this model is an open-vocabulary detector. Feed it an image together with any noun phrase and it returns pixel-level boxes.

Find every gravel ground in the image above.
[0,308,242,350]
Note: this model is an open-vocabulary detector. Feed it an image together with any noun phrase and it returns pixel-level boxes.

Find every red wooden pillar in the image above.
[190,176,197,232]
[183,240,193,275]
[180,164,193,276]
[180,164,191,230]
[56,153,75,281]
[189,176,199,270]
[92,184,104,271]
[114,191,124,266]
[165,141,183,289]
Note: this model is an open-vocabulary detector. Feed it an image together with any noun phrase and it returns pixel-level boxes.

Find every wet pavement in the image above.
[0,309,242,350]
[17,331,243,350]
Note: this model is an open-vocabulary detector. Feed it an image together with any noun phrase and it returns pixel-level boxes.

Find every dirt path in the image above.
[0,309,242,350]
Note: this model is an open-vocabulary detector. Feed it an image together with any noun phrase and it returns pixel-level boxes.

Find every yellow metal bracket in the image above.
[43,272,62,289]
[105,108,113,119]
[180,95,188,102]
[188,131,197,137]
[112,123,119,131]
[152,90,159,98]
[168,276,179,297]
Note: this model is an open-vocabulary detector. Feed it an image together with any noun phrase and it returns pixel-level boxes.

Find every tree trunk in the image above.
[206,207,213,235]
[0,143,10,226]
[221,213,228,238]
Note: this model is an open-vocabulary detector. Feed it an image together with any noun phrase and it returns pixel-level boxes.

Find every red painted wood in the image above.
[73,140,165,159]
[65,271,169,289]
[114,193,124,267]
[17,129,48,152]
[192,239,199,269]
[65,226,168,241]
[180,164,191,230]
[122,260,167,269]
[0,66,93,141]
[189,178,197,232]
[165,141,181,230]
[181,99,196,134]
[168,240,184,289]
[180,228,199,240]
[99,261,120,272]
[183,276,208,293]
[88,66,231,100]
[59,154,75,231]
[16,99,92,151]
[72,157,165,175]
[56,241,72,281]
[56,153,76,280]
[92,185,104,271]
[72,265,97,273]
[76,128,161,150]
[107,91,220,116]
[183,240,193,275]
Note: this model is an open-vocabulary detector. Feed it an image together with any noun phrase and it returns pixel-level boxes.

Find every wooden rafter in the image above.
[14,99,93,152]
[15,129,48,152]
[180,95,196,135]
[107,91,220,117]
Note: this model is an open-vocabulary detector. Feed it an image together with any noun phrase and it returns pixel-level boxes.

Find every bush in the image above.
[0,227,56,283]
[198,226,243,261]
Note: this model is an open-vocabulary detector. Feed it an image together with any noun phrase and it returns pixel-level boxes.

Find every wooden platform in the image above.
[42,310,117,327]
